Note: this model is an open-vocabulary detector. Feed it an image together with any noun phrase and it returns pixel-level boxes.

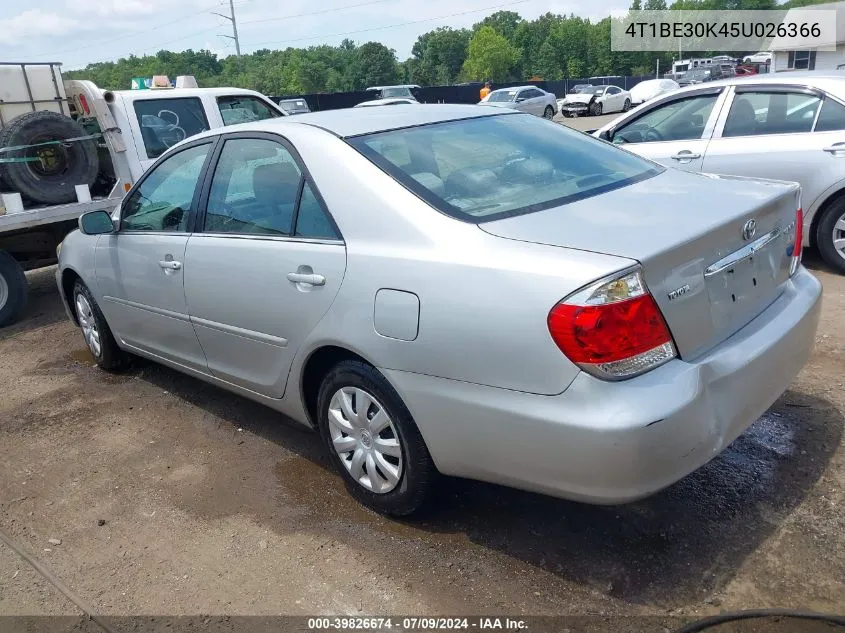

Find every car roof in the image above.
[106,87,266,101]
[192,104,516,139]
[491,86,541,92]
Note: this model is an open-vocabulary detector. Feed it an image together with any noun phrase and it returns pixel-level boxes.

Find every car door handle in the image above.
[287,272,325,286]
[158,260,182,270]
[671,151,701,160]
[823,143,845,154]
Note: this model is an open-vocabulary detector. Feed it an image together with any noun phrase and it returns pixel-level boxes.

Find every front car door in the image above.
[606,88,728,173]
[605,86,623,112]
[94,140,214,371]
[702,84,845,216]
[183,134,347,398]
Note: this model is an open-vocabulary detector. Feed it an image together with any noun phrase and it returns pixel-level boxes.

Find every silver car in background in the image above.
[56,106,820,516]
[480,86,558,119]
[595,71,845,273]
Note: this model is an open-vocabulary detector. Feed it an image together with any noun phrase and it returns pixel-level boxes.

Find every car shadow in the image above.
[134,357,842,607]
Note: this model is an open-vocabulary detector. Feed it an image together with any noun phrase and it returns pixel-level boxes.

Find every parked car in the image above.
[677,64,736,87]
[479,86,557,119]
[744,52,773,64]
[355,98,417,107]
[559,85,632,117]
[629,79,680,106]
[594,71,845,273]
[56,105,820,516]
[277,98,311,115]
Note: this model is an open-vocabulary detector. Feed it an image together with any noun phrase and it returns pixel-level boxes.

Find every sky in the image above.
[0,0,630,70]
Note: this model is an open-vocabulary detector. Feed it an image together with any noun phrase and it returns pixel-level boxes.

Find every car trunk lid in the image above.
[480,169,801,360]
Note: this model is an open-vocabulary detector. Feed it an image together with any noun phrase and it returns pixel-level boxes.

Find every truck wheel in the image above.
[0,111,99,205]
[0,251,28,327]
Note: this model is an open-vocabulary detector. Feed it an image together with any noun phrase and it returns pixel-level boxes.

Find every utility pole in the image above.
[213,0,241,55]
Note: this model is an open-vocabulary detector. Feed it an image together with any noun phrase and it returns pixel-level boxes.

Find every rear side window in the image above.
[723,91,820,137]
[349,113,661,222]
[217,95,281,126]
[815,97,845,132]
[134,98,209,159]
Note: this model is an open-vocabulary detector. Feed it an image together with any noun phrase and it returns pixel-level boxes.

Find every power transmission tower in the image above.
[213,0,241,55]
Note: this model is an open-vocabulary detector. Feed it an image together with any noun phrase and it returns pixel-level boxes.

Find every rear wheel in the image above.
[816,199,845,274]
[316,360,436,516]
[72,280,128,371]
[0,251,27,327]
[543,106,554,119]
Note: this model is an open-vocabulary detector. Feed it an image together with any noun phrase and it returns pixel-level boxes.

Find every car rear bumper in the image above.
[383,267,822,504]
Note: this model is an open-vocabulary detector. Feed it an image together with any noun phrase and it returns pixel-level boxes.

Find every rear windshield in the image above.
[348,113,662,222]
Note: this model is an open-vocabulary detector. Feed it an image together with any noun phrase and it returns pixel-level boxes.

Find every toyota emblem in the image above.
[742,219,757,241]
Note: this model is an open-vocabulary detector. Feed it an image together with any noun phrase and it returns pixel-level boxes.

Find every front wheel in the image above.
[316,360,436,516]
[543,105,554,119]
[73,280,129,371]
[591,101,603,116]
[816,200,845,274]
[622,98,631,112]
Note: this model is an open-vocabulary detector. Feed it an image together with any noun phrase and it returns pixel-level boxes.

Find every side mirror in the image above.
[515,97,526,103]
[599,129,612,142]
[79,210,117,235]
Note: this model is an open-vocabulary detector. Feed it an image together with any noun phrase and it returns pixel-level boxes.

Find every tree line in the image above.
[65,0,832,96]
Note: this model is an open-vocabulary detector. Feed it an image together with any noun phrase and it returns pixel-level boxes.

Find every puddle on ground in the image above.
[68,348,95,364]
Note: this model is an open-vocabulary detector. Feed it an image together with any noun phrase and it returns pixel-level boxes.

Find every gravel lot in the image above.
[1,252,843,621]
[556,112,619,132]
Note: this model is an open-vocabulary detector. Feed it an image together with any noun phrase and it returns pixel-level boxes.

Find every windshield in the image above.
[348,113,661,222]
[571,85,593,94]
[592,87,606,95]
[487,90,516,102]
[382,87,411,98]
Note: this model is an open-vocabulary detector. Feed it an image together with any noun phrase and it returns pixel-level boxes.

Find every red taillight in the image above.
[791,208,803,275]
[78,94,91,116]
[548,268,676,379]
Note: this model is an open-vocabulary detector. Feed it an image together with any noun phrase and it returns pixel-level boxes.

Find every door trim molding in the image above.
[190,315,289,348]
[103,296,191,322]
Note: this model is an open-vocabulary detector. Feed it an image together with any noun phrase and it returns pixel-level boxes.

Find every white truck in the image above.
[0,63,286,326]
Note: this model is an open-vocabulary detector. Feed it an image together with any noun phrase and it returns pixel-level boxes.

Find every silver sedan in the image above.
[480,86,558,119]
[56,105,821,516]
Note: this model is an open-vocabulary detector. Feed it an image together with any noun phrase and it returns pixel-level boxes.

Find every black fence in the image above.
[271,75,656,112]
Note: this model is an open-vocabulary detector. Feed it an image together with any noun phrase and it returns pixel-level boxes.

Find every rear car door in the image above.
[702,85,843,212]
[183,133,346,398]
[95,140,214,371]
[606,88,727,173]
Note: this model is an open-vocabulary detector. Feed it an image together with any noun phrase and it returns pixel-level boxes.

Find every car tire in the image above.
[591,101,603,116]
[623,98,631,112]
[316,360,436,516]
[0,250,28,327]
[816,199,845,274]
[543,106,554,119]
[72,280,129,371]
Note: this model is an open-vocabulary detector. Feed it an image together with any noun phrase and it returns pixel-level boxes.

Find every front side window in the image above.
[205,138,301,235]
[607,87,621,95]
[134,98,209,159]
[613,94,719,144]
[722,91,821,137]
[217,95,281,126]
[122,143,211,232]
[349,113,661,222]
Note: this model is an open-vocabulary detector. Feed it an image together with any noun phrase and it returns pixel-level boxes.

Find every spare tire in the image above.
[0,111,99,205]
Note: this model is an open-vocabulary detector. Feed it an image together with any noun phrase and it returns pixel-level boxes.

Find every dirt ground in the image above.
[0,251,843,625]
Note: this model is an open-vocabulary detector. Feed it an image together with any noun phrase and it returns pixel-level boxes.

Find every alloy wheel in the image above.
[0,274,8,313]
[75,293,102,358]
[327,386,403,494]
